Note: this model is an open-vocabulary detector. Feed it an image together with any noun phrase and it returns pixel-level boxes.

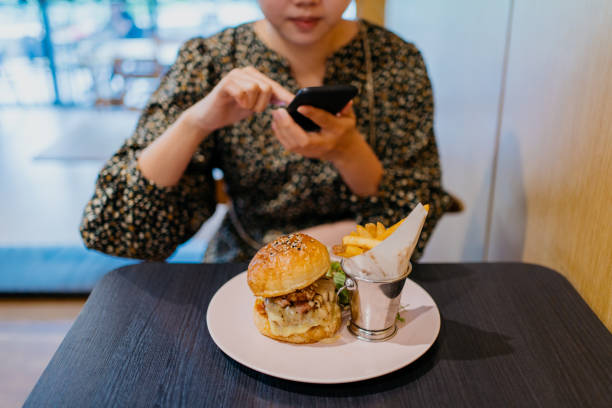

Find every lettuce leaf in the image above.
[329,261,351,307]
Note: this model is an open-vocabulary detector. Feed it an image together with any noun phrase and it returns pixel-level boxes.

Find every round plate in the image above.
[206,272,440,384]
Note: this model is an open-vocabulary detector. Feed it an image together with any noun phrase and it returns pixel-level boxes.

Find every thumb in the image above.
[270,84,294,107]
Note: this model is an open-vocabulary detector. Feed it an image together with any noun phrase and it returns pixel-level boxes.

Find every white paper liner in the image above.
[340,203,428,280]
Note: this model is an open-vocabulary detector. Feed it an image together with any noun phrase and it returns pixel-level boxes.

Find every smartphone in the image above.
[286,85,358,132]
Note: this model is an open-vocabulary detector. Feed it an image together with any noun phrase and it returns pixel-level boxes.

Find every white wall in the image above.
[488,0,612,329]
[385,0,512,261]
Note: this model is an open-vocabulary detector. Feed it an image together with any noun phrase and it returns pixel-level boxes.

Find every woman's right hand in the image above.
[185,66,294,136]
[138,67,292,187]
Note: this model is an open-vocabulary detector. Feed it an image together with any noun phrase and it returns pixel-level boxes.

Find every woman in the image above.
[80,0,451,262]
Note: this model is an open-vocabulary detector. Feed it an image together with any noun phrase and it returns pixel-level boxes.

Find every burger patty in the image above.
[268,284,318,312]
[273,285,316,305]
[260,278,337,332]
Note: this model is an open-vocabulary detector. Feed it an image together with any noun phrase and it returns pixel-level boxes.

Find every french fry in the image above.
[332,244,345,255]
[379,218,405,240]
[365,223,377,237]
[333,243,365,258]
[342,235,383,250]
[342,245,364,257]
[355,225,370,238]
[334,245,364,257]
[336,204,430,257]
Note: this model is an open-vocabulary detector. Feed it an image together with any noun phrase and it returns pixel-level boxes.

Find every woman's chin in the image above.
[280,23,331,46]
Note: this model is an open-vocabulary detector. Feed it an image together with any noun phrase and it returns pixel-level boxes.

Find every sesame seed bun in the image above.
[247,233,330,298]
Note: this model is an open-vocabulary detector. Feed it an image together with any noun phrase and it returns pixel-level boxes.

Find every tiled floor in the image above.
[0,107,223,406]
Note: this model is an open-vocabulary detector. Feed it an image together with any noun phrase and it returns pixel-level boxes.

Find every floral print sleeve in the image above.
[80,39,218,260]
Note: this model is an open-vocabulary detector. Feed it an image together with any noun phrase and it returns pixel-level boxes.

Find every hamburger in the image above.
[247,233,342,343]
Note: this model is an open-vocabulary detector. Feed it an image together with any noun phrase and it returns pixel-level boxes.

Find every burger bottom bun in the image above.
[253,303,342,344]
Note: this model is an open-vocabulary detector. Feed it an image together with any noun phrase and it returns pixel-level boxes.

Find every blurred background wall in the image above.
[386,0,612,331]
[386,0,511,262]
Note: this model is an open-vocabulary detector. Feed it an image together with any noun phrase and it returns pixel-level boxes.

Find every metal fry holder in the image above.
[338,262,412,342]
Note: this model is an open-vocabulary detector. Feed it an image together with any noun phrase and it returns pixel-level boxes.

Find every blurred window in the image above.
[0,0,356,108]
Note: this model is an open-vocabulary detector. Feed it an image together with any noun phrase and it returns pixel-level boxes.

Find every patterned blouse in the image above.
[80,20,451,262]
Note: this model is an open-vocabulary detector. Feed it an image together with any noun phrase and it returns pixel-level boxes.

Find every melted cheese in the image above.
[265,278,337,337]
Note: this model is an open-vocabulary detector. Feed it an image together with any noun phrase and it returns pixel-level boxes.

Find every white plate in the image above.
[206,271,440,384]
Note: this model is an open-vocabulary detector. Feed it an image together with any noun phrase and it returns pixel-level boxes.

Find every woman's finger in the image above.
[268,81,294,106]
[234,76,265,110]
[271,110,295,150]
[271,116,284,144]
[223,79,254,110]
[339,100,355,117]
[297,105,341,132]
[243,66,294,105]
[274,109,309,147]
[223,76,255,109]
[234,70,280,112]
[253,82,272,112]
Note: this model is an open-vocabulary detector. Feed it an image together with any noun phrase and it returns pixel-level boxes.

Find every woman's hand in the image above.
[271,101,360,161]
[271,101,383,197]
[139,67,292,187]
[186,66,294,136]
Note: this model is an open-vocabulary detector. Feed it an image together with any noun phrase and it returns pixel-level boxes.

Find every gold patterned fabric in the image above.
[80,21,451,262]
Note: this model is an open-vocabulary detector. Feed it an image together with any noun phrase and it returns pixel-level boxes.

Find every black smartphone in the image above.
[286,85,358,132]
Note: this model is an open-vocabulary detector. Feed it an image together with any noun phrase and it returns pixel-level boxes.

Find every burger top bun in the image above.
[247,233,330,297]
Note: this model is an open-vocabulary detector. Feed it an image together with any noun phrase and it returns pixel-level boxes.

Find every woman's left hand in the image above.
[271,100,383,197]
[271,101,359,161]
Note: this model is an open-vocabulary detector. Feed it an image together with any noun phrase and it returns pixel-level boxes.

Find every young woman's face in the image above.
[258,0,352,46]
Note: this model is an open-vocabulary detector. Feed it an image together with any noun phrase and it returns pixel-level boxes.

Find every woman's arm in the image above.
[137,111,210,187]
[322,129,382,197]
[81,39,294,260]
[80,39,218,260]
[138,66,293,187]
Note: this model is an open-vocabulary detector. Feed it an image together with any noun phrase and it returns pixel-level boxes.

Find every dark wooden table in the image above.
[25,263,612,407]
